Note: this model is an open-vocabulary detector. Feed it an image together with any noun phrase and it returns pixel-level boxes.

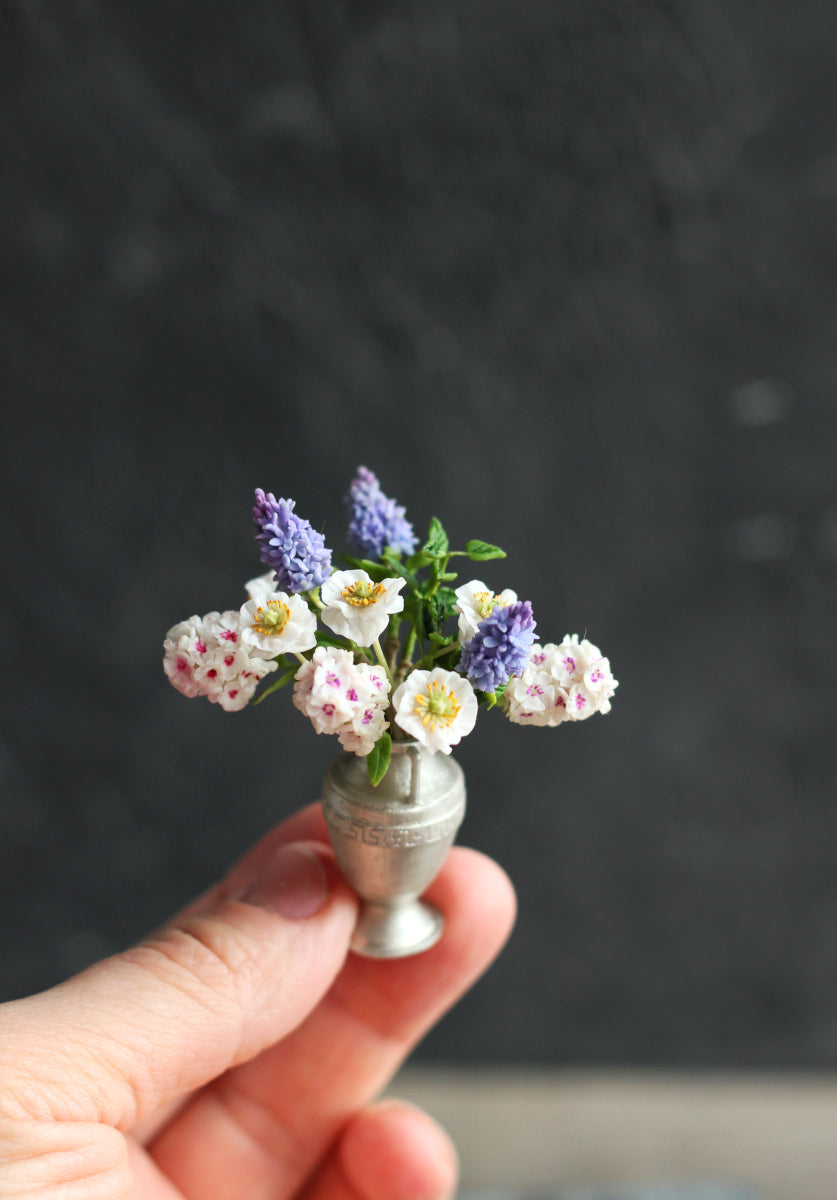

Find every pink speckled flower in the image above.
[505,638,617,726]
[292,647,390,754]
[163,611,278,710]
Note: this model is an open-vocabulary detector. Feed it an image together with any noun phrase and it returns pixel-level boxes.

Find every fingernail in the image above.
[239,842,331,919]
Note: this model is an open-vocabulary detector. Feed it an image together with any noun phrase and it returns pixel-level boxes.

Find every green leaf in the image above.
[401,593,419,624]
[476,681,508,710]
[423,517,450,557]
[411,595,425,642]
[466,539,507,561]
[434,585,459,620]
[315,630,352,649]
[443,645,462,670]
[380,549,418,588]
[406,550,433,572]
[252,665,298,705]
[336,555,393,582]
[418,631,461,671]
[422,593,444,638]
[366,732,392,787]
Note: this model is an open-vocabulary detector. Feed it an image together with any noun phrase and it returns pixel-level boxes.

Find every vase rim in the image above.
[389,738,427,758]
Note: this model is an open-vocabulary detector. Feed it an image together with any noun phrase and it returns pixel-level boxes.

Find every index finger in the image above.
[149,835,516,1200]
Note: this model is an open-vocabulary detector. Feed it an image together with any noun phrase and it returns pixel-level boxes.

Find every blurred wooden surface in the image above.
[390,1068,837,1200]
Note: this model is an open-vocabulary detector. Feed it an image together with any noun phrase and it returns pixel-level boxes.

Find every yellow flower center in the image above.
[342,579,385,607]
[474,589,508,619]
[413,681,461,729]
[252,598,291,636]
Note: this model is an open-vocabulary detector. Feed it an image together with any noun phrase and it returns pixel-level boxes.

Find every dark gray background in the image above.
[1,0,835,1067]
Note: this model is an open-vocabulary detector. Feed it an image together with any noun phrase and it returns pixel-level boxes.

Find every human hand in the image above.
[0,802,516,1199]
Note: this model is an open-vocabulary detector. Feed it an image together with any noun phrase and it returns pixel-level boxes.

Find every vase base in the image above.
[350,899,444,959]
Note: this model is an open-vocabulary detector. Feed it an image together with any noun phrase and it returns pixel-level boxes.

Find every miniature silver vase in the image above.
[321,740,466,958]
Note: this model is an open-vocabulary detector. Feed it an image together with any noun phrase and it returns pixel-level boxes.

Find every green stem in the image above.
[372,637,394,686]
[306,588,324,610]
[417,639,459,670]
[425,554,451,598]
[401,625,417,667]
[385,617,402,673]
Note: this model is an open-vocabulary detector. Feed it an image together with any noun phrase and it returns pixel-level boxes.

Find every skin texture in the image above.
[0,803,516,1200]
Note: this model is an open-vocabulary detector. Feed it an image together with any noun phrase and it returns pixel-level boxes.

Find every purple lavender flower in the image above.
[345,466,417,558]
[459,600,537,693]
[252,489,332,593]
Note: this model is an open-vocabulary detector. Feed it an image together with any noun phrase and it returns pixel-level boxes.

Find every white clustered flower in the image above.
[244,571,278,600]
[504,650,569,727]
[239,592,317,657]
[505,637,618,726]
[392,668,478,755]
[553,634,618,719]
[163,611,278,712]
[454,579,518,645]
[320,569,406,647]
[292,647,390,756]
[163,614,206,699]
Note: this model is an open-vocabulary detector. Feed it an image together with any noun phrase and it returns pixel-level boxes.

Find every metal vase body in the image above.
[321,741,466,958]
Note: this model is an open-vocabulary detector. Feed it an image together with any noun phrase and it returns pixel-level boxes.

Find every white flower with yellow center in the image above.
[320,569,406,646]
[392,668,478,755]
[454,579,518,645]
[239,592,317,657]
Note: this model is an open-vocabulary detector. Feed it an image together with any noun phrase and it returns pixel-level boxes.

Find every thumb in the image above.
[0,835,357,1131]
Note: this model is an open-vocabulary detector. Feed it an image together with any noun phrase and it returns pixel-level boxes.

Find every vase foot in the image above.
[350,899,443,959]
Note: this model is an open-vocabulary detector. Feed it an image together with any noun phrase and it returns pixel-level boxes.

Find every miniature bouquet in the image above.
[164,467,617,785]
